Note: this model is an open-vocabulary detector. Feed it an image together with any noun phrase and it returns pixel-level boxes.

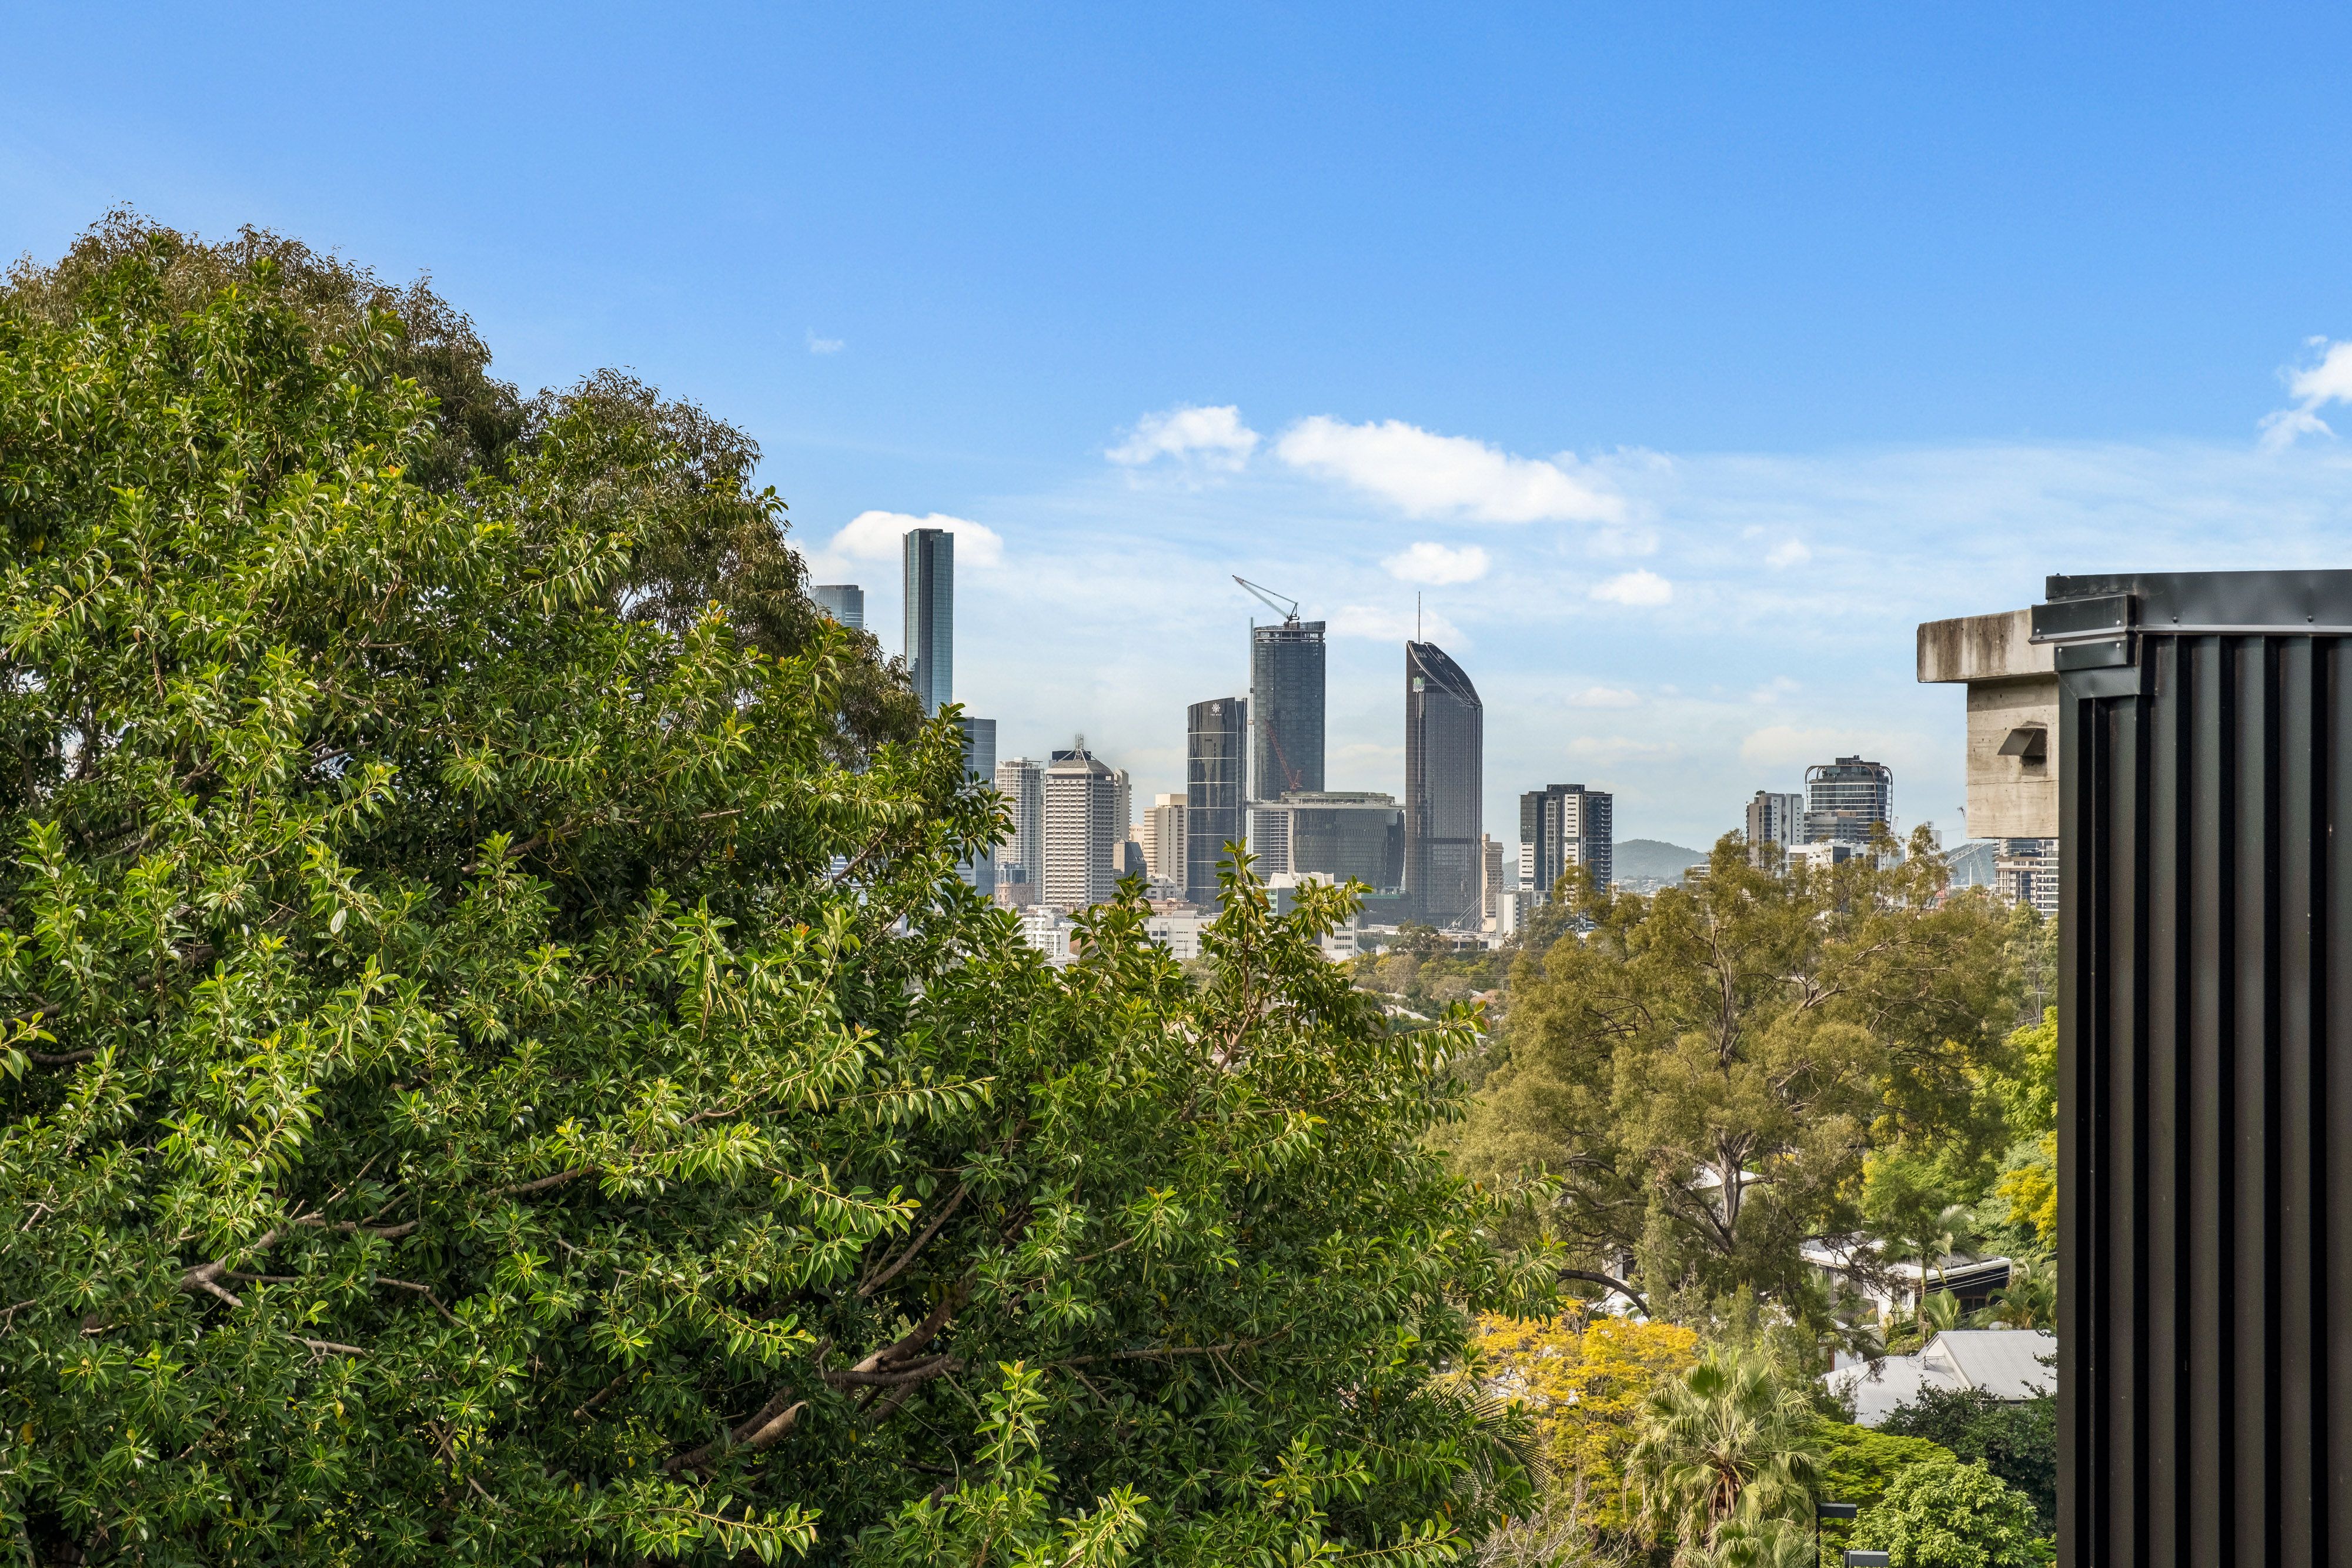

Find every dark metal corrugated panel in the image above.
[2047,570,2352,1568]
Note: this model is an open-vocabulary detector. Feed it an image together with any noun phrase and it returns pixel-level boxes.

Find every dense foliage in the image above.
[1455,839,2022,1329]
[1847,1458,2046,1568]
[0,221,1546,1564]
[1879,1389,2055,1534]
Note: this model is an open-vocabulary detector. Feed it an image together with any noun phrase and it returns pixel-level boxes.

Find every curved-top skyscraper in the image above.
[1404,641,1483,928]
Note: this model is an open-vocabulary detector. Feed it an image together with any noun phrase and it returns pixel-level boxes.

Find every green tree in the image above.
[1880,1389,2056,1534]
[1455,840,2017,1323]
[1848,1457,2046,1568]
[1626,1349,1822,1559]
[1812,1423,1956,1559]
[0,222,1546,1564]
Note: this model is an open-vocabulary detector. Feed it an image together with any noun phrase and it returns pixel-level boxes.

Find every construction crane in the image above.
[1232,576,1300,624]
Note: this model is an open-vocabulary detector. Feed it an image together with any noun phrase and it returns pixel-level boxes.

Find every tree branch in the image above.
[857,1183,967,1300]
[1558,1268,1649,1315]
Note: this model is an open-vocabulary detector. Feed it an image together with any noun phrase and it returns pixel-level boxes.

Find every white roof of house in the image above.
[1825,1329,2055,1427]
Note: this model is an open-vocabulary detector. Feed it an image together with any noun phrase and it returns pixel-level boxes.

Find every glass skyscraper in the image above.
[902,529,953,714]
[1404,641,1483,928]
[1803,755,1893,845]
[1186,696,1248,907]
[957,716,997,895]
[1249,619,1325,799]
[1519,783,1612,899]
[811,583,865,629]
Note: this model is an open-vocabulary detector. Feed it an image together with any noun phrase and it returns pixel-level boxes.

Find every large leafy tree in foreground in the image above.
[0,224,1542,1564]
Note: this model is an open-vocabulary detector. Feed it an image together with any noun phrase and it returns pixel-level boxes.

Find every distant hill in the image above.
[1613,838,1709,886]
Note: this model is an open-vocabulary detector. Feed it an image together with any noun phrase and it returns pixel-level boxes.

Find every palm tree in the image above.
[1921,1289,1963,1335]
[1627,1349,1823,1562]
[1984,1252,2055,1329]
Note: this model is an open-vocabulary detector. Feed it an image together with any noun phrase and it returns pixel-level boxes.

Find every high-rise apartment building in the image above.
[1480,834,1506,925]
[1995,837,2059,921]
[1044,748,1121,912]
[1519,783,1613,900]
[1744,790,1805,864]
[1187,697,1248,907]
[1247,792,1405,891]
[1139,794,1187,888]
[993,758,1045,885]
[902,528,954,714]
[811,584,865,629]
[956,717,997,895]
[1804,756,1893,846]
[1250,619,1327,798]
[1405,642,1484,928]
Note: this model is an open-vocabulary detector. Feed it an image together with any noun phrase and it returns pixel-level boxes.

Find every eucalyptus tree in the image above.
[0,223,1545,1565]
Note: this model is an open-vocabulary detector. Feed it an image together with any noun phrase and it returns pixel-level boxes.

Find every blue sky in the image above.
[7,3,2351,846]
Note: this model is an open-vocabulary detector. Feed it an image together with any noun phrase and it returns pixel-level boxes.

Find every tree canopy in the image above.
[0,219,1545,1564]
[1454,838,2023,1329]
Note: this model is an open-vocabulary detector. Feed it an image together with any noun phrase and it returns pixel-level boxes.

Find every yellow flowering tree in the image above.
[1475,1312,1699,1532]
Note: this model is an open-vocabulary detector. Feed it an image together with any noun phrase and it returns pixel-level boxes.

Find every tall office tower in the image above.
[1044,748,1121,912]
[902,527,954,714]
[994,758,1045,884]
[1111,768,1132,852]
[1248,791,1405,892]
[1186,697,1248,907]
[1479,834,1506,924]
[1140,794,1188,887]
[1518,783,1612,901]
[1804,755,1894,845]
[956,717,997,895]
[1405,642,1484,928]
[1744,790,1804,863]
[1250,619,1327,798]
[811,584,865,629]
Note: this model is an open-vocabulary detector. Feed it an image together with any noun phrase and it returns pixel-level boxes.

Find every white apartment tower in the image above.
[1044,748,1121,912]
[1140,794,1188,887]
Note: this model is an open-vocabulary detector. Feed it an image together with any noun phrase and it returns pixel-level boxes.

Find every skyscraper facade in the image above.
[1804,756,1894,846]
[1250,620,1326,799]
[1246,792,1404,891]
[1744,790,1804,861]
[1404,642,1484,928]
[993,758,1045,885]
[902,528,954,714]
[1518,783,1613,898]
[811,584,865,629]
[956,717,997,895]
[1044,748,1121,912]
[1186,697,1248,907]
[1140,794,1188,888]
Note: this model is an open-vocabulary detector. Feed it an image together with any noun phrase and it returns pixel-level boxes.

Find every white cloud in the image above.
[1739,725,1910,770]
[1590,569,1673,606]
[1381,541,1491,585]
[1327,604,1464,644]
[1766,539,1811,567]
[1566,686,1641,708]
[806,331,844,355]
[1749,676,1802,705]
[1107,404,1260,471]
[1275,415,1623,523]
[826,510,1005,569]
[2260,339,2352,449]
[1586,524,1660,558]
[1569,736,1681,762]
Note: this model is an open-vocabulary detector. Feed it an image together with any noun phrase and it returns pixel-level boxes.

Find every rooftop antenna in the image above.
[1231,576,1301,625]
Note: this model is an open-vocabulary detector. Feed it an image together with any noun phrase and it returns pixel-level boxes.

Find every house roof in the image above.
[1825,1329,2056,1427]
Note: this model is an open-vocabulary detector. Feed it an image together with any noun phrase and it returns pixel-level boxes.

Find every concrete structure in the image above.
[1804,755,1894,846]
[1824,1329,2056,1427]
[993,758,1045,887]
[1186,697,1248,907]
[1043,748,1121,912]
[1744,790,1804,863]
[1788,841,1860,875]
[902,527,954,714]
[811,583,864,629]
[993,868,1037,908]
[1017,907,1074,965]
[1251,620,1327,799]
[1405,641,1484,928]
[957,716,997,895]
[1519,783,1613,898]
[1247,791,1405,890]
[1144,907,1211,961]
[1480,834,1506,925]
[1139,794,1187,888]
[1915,607,2058,840]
